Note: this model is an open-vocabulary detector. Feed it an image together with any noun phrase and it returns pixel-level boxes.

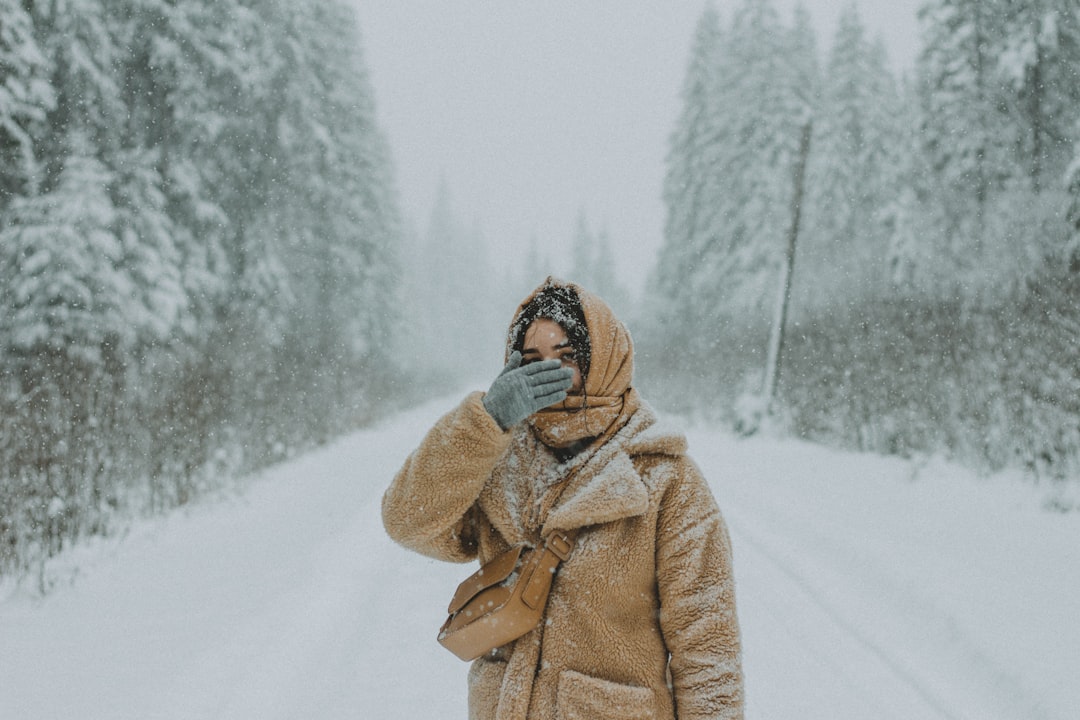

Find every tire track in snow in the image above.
[727,515,963,720]
[720,481,1055,720]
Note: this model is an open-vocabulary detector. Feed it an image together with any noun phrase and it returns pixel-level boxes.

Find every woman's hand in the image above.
[482,351,573,430]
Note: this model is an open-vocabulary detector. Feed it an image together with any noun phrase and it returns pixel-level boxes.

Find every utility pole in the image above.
[762,119,813,417]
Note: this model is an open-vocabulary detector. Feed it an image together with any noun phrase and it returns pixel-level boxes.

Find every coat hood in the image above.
[507,277,638,447]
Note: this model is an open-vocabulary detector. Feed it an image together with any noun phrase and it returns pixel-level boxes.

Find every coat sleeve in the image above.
[655,456,744,720]
[382,391,512,563]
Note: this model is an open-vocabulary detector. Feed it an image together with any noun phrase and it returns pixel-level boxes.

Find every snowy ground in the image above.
[2,392,1077,719]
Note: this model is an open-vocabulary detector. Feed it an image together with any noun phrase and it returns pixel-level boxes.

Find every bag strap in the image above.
[520,528,578,609]
[529,475,572,532]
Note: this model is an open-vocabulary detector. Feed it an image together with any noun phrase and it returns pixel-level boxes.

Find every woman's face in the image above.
[521,318,583,394]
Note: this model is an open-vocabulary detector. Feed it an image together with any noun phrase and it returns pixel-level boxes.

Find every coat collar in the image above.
[543,401,696,534]
[542,449,647,533]
[481,399,689,542]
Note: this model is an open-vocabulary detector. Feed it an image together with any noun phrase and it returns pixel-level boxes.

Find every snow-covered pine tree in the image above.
[797,3,902,311]
[516,236,553,300]
[107,0,254,344]
[147,0,407,459]
[13,0,190,357]
[710,0,815,317]
[997,0,1080,192]
[989,1,1080,288]
[918,0,1080,299]
[415,179,502,379]
[0,135,129,567]
[788,3,822,112]
[590,227,630,319]
[880,77,946,292]
[28,0,126,191]
[1070,133,1080,267]
[569,209,630,319]
[916,0,1012,265]
[650,1,725,353]
[131,0,255,333]
[0,0,53,207]
[255,0,404,439]
[0,138,125,365]
[645,0,818,411]
[571,209,598,288]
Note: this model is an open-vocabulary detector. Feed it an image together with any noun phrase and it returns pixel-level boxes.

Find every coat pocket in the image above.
[556,669,655,720]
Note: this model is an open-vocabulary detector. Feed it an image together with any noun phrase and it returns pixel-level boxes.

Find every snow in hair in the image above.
[508,283,591,381]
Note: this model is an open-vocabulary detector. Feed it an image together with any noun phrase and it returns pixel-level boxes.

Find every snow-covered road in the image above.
[2,393,1077,719]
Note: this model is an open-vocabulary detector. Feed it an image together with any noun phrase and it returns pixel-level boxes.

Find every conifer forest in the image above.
[1,0,401,580]
[642,0,1080,493]
[2,0,1080,583]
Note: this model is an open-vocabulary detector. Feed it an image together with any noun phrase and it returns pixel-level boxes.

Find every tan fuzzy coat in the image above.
[382,392,744,720]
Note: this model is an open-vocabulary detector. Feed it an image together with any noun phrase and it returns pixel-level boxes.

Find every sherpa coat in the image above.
[382,393,744,719]
[385,277,742,719]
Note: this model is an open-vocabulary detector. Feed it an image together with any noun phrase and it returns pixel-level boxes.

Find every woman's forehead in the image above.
[523,317,568,345]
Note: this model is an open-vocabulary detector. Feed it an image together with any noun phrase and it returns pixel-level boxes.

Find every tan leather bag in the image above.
[437,530,575,661]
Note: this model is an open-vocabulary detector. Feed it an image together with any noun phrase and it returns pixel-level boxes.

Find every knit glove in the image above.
[482,351,574,430]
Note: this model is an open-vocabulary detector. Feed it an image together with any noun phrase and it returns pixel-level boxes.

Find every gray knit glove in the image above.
[482,351,573,430]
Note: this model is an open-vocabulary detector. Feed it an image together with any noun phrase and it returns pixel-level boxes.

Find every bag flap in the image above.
[447,544,524,615]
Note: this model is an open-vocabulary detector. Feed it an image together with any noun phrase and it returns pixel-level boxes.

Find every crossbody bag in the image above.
[436,528,578,661]
[437,453,590,663]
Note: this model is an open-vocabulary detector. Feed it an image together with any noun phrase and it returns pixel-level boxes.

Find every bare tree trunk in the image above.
[763,120,813,416]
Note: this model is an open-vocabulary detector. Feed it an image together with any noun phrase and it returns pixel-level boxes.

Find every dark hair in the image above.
[508,285,591,381]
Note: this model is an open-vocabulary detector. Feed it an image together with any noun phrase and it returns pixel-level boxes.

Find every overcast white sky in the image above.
[351,1,922,294]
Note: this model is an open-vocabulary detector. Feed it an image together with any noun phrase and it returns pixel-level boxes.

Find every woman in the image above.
[383,277,743,720]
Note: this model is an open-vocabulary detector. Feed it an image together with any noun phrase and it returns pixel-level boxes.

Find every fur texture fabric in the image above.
[382,280,743,720]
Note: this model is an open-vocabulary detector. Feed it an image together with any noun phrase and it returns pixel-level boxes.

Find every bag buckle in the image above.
[544,531,573,561]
